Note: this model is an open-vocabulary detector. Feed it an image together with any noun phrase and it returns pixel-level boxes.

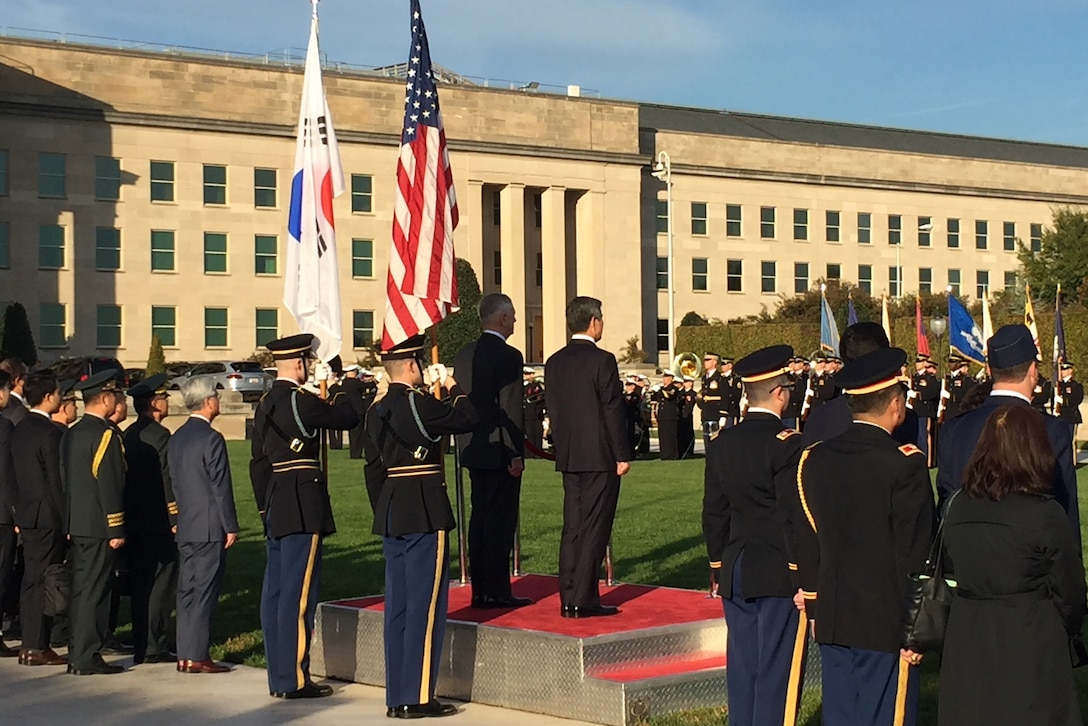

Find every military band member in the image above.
[910,355,941,467]
[942,357,976,420]
[1057,362,1083,456]
[794,348,935,726]
[1031,370,1053,414]
[698,353,726,446]
[61,371,128,675]
[622,378,643,456]
[652,372,681,460]
[703,345,807,726]
[250,333,359,699]
[721,358,743,428]
[363,334,478,719]
[679,377,697,458]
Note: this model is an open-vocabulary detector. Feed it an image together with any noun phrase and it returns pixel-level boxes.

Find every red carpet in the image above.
[332,574,724,638]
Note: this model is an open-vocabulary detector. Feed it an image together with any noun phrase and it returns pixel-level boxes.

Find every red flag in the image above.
[916,298,931,357]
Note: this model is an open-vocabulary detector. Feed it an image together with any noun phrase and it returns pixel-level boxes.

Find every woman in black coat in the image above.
[939,404,1086,726]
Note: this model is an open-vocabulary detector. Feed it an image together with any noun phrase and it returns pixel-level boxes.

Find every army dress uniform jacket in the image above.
[703,411,804,598]
[698,371,728,420]
[1032,376,1054,414]
[911,372,940,419]
[945,374,977,420]
[123,416,178,538]
[784,373,806,421]
[1058,378,1084,424]
[250,380,359,539]
[363,382,477,538]
[61,413,127,539]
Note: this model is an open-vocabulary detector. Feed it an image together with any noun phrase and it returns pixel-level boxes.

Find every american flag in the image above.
[382,0,459,349]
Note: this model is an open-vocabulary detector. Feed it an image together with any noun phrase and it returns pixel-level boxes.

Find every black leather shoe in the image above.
[471,595,533,609]
[100,634,134,655]
[68,660,124,675]
[272,682,334,699]
[0,641,17,658]
[561,604,619,618]
[391,701,459,718]
[136,651,177,664]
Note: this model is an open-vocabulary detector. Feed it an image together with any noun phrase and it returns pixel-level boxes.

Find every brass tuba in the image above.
[671,352,699,379]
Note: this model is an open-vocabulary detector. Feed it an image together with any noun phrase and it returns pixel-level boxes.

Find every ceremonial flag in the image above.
[915,298,931,358]
[881,294,892,344]
[981,290,994,355]
[285,9,345,362]
[847,295,858,326]
[820,288,840,357]
[1025,283,1040,353]
[382,0,460,349]
[948,294,985,365]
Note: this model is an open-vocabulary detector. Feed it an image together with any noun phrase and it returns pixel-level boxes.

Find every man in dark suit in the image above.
[938,325,1080,548]
[0,369,16,657]
[0,358,29,427]
[1057,362,1083,458]
[11,371,67,666]
[454,293,530,609]
[544,296,633,618]
[169,376,239,674]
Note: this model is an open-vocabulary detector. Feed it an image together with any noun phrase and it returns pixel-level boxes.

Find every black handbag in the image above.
[902,492,959,654]
[41,562,70,617]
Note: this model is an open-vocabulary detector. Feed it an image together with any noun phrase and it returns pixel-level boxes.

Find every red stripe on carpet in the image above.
[590,653,726,682]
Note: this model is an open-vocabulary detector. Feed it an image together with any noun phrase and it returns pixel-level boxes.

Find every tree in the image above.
[434,258,483,365]
[146,334,166,376]
[680,311,708,326]
[618,336,648,364]
[0,303,38,367]
[1018,208,1088,305]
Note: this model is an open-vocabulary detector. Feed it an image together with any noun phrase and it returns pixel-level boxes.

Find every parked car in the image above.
[126,368,147,386]
[47,356,128,387]
[169,360,271,402]
[165,362,196,379]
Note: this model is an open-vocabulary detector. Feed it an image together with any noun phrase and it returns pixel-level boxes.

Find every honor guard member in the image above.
[782,358,806,429]
[943,356,976,420]
[652,372,682,460]
[1057,362,1083,456]
[697,353,726,446]
[794,348,936,726]
[61,370,128,675]
[1031,369,1053,414]
[122,374,179,665]
[325,357,345,450]
[703,345,808,726]
[910,355,941,467]
[721,358,743,427]
[338,364,370,459]
[362,334,478,719]
[250,334,359,700]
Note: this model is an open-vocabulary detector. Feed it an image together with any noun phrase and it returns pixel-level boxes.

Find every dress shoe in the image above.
[176,659,231,674]
[100,634,134,655]
[68,659,124,675]
[272,682,334,699]
[0,641,17,658]
[390,700,459,718]
[136,651,177,664]
[470,594,534,609]
[19,648,67,666]
[561,604,619,618]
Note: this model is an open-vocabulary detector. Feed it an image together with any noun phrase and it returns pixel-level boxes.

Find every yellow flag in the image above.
[1025,284,1039,352]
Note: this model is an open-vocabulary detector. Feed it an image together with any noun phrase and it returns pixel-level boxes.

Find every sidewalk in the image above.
[0,655,593,726]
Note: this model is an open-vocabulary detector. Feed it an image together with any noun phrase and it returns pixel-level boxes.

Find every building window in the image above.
[794,208,809,241]
[96,305,122,348]
[826,210,840,242]
[352,239,374,278]
[760,207,776,239]
[38,153,66,198]
[976,270,990,299]
[919,268,932,295]
[204,232,228,273]
[254,168,277,208]
[150,160,175,202]
[38,225,65,269]
[826,263,841,281]
[204,307,228,347]
[889,266,901,298]
[1003,221,1016,252]
[203,164,227,205]
[352,174,373,213]
[975,220,988,250]
[692,257,708,291]
[656,257,668,289]
[691,202,707,235]
[1004,270,1018,290]
[0,149,8,196]
[918,216,932,247]
[656,200,669,234]
[353,310,375,348]
[656,319,669,352]
[1030,223,1042,252]
[256,308,279,348]
[948,269,961,296]
[794,262,809,294]
[492,250,502,286]
[95,157,122,201]
[95,227,121,271]
[152,306,177,347]
[0,222,8,268]
[39,303,66,348]
[727,259,743,292]
[858,264,873,295]
[726,204,742,237]
[254,235,277,275]
[889,214,902,245]
[535,252,543,287]
[857,212,872,244]
[151,230,175,272]
[947,218,960,248]
[761,261,776,293]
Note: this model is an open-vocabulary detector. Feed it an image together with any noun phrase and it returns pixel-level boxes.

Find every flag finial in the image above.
[311,0,319,19]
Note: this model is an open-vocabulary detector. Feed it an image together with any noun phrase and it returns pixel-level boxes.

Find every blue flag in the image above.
[821,291,840,356]
[847,296,858,326]
[948,295,985,365]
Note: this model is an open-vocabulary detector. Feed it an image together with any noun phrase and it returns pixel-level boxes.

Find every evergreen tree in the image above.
[146,334,166,376]
[434,258,483,365]
[0,302,38,367]
[1018,208,1088,304]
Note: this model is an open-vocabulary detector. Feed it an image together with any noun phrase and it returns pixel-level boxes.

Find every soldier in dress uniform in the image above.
[703,345,808,726]
[338,364,370,459]
[794,348,935,726]
[813,356,839,410]
[522,368,546,459]
[651,372,681,460]
[326,358,345,450]
[1032,369,1054,414]
[362,333,478,719]
[122,374,179,665]
[910,355,941,467]
[720,358,743,428]
[678,377,697,458]
[782,357,806,430]
[1057,362,1084,458]
[697,353,726,446]
[942,357,976,420]
[806,357,830,416]
[61,370,128,675]
[250,334,359,699]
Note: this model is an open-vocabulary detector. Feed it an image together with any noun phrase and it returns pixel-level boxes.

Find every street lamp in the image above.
[652,151,675,363]
[930,315,947,370]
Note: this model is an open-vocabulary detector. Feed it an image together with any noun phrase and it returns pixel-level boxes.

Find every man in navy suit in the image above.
[168,376,239,674]
[544,296,633,618]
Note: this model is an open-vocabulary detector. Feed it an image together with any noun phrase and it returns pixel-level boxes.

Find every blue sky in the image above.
[8,0,1088,145]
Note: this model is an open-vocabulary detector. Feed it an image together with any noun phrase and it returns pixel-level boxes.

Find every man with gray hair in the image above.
[167,376,238,674]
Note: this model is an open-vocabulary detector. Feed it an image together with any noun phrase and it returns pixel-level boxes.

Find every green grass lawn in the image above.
[193,443,1088,725]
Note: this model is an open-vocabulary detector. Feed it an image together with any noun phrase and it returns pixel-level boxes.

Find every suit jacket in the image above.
[801,395,919,448]
[123,416,178,538]
[169,416,239,543]
[454,332,525,470]
[2,394,28,427]
[11,411,65,530]
[544,338,631,473]
[0,414,14,525]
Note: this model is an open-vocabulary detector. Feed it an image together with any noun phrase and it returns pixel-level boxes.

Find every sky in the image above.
[7,0,1088,145]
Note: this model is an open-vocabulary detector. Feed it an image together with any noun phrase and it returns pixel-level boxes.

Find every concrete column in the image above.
[499,183,527,354]
[575,189,605,296]
[461,179,485,281]
[540,186,567,359]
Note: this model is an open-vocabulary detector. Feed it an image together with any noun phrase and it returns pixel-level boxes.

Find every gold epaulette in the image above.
[92,429,114,479]
[898,443,923,457]
[777,428,800,440]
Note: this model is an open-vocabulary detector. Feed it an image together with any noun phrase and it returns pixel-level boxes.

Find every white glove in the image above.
[940,390,951,399]
[718,417,727,428]
[906,389,918,399]
[426,364,449,387]
[374,371,384,382]
[651,384,662,392]
[313,362,331,382]
[1056,395,1064,404]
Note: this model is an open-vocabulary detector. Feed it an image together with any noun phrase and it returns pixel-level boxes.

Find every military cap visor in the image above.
[75,369,121,398]
[128,373,169,398]
[703,353,721,362]
[987,324,1039,370]
[915,354,932,363]
[735,344,793,383]
[381,333,428,361]
[837,347,909,395]
[662,371,675,378]
[59,379,78,401]
[1061,362,1075,370]
[267,333,317,361]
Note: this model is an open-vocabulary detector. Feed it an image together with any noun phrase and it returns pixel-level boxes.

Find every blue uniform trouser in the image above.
[383,530,450,708]
[819,644,919,726]
[261,532,323,694]
[721,555,807,726]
